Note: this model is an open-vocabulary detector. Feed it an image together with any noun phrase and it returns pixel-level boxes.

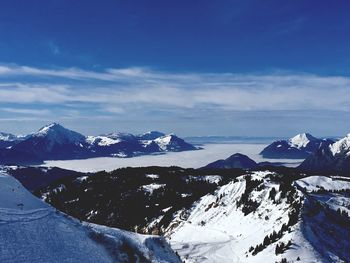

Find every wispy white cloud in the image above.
[1,64,350,117]
[1,107,51,115]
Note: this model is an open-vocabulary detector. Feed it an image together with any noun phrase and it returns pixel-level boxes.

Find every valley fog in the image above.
[42,143,303,172]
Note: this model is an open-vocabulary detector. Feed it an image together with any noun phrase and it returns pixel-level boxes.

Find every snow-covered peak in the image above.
[36,122,62,135]
[329,133,350,156]
[86,135,121,146]
[34,123,85,144]
[139,131,165,140]
[154,134,174,150]
[155,134,173,143]
[104,132,136,141]
[0,132,18,141]
[289,133,316,149]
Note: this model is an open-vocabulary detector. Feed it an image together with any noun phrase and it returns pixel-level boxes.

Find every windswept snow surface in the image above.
[41,144,303,172]
[0,172,180,263]
[165,172,350,263]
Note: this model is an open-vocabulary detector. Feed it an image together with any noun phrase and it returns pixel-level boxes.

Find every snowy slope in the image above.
[295,176,350,216]
[295,176,350,192]
[0,171,180,263]
[165,172,350,263]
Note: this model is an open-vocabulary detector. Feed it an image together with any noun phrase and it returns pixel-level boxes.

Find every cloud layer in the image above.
[0,64,349,135]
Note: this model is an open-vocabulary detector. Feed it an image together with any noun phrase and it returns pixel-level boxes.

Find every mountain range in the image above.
[0,123,198,165]
[260,133,334,159]
[299,133,350,174]
[203,132,350,175]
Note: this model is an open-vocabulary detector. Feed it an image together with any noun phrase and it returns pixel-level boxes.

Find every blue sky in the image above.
[1,0,350,136]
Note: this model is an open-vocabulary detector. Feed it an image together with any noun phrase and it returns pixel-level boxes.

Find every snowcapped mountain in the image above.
[0,132,26,149]
[260,133,334,159]
[0,132,18,142]
[154,134,197,152]
[289,133,317,149]
[138,131,166,141]
[299,133,350,174]
[0,171,180,263]
[105,132,138,142]
[329,133,350,156]
[11,123,89,160]
[164,171,350,263]
[86,132,144,157]
[203,153,258,169]
[35,122,86,144]
[86,131,197,156]
[0,123,198,164]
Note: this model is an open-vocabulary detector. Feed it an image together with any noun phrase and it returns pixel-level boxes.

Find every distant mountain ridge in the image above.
[260,133,334,159]
[0,132,27,148]
[0,123,198,164]
[203,153,294,170]
[299,133,350,174]
[203,153,258,169]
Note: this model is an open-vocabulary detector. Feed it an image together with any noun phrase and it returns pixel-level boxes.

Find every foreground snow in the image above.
[41,144,303,172]
[0,172,180,263]
[164,172,350,263]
